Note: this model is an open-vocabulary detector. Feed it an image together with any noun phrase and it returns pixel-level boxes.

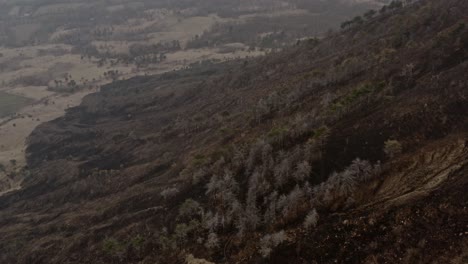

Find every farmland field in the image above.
[0,91,33,118]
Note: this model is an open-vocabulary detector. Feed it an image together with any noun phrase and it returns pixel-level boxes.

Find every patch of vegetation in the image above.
[158,220,203,251]
[219,127,234,134]
[330,82,385,112]
[129,235,145,250]
[267,126,289,139]
[102,238,124,255]
[192,154,208,167]
[384,139,403,158]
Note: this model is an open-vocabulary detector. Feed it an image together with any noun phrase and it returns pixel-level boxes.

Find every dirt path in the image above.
[359,137,467,211]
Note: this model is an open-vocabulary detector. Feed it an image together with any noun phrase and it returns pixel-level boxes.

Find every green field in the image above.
[0,91,33,118]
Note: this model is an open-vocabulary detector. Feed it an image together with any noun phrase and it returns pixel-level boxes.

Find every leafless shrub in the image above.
[294,161,311,182]
[179,199,203,219]
[186,254,215,264]
[161,187,179,200]
[204,232,220,249]
[259,230,288,258]
[303,208,319,229]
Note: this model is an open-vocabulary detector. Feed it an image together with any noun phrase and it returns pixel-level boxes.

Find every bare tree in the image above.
[303,208,319,229]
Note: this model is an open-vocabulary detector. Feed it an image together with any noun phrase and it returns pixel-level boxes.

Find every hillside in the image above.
[0,0,467,263]
[0,0,378,193]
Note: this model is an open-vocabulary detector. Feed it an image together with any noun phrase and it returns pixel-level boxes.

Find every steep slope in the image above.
[0,0,467,263]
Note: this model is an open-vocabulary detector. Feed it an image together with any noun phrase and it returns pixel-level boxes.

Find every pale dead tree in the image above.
[246,202,261,228]
[186,254,215,264]
[161,187,179,200]
[226,198,243,226]
[236,201,261,236]
[235,214,247,238]
[303,208,319,229]
[401,63,415,77]
[232,146,245,171]
[337,170,357,197]
[279,185,305,218]
[253,98,271,123]
[204,232,220,249]
[206,174,221,197]
[262,155,275,177]
[261,143,274,176]
[204,211,221,231]
[290,113,310,138]
[347,158,379,181]
[264,191,278,225]
[303,181,313,198]
[289,145,304,166]
[259,230,288,258]
[248,169,271,202]
[303,142,315,163]
[206,169,239,206]
[261,143,273,164]
[344,197,356,209]
[320,92,336,108]
[210,157,226,175]
[313,159,381,207]
[221,170,240,202]
[276,194,288,217]
[321,185,334,207]
[178,199,203,219]
[294,161,312,182]
[310,126,330,180]
[246,140,267,172]
[273,157,291,188]
[192,167,208,185]
[247,171,261,205]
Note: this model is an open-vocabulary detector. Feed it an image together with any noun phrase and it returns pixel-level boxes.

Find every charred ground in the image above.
[0,0,467,263]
